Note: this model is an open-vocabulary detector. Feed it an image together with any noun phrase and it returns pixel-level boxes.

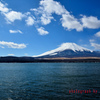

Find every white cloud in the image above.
[89,39,95,42]
[25,12,31,16]
[95,31,100,37]
[1,0,100,35]
[37,27,49,35]
[0,2,26,24]
[0,2,9,13]
[39,0,68,25]
[0,41,26,49]
[61,14,83,31]
[81,16,100,29]
[91,43,100,50]
[40,13,54,25]
[32,0,100,31]
[39,0,68,15]
[32,0,68,25]
[4,11,25,23]
[9,30,23,34]
[25,16,35,26]
[8,54,14,56]
[32,0,83,31]
[89,32,100,46]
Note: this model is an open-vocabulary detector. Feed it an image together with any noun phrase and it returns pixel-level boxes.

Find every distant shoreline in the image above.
[0,56,100,63]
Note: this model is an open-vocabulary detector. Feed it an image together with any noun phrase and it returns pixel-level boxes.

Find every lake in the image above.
[0,63,100,100]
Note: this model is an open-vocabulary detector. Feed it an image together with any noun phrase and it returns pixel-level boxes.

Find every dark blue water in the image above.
[0,63,100,100]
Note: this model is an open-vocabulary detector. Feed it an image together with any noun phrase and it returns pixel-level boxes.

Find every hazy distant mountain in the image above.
[34,43,100,58]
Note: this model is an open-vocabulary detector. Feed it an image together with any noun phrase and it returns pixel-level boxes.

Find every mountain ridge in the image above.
[1,42,100,62]
[33,43,94,58]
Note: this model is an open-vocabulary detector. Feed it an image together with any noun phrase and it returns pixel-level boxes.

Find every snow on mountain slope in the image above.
[33,43,93,57]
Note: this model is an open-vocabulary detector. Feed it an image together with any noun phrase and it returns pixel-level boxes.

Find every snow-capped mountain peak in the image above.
[57,43,91,52]
[33,43,93,57]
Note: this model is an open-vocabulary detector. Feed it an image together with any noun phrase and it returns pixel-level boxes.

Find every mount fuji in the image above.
[34,43,100,58]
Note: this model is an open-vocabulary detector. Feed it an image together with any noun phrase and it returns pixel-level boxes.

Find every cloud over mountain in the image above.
[0,0,100,56]
[91,43,100,50]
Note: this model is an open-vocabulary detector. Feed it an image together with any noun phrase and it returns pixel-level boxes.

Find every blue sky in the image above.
[0,0,100,56]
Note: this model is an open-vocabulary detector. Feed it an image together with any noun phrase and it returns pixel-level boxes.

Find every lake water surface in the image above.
[0,63,100,100]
